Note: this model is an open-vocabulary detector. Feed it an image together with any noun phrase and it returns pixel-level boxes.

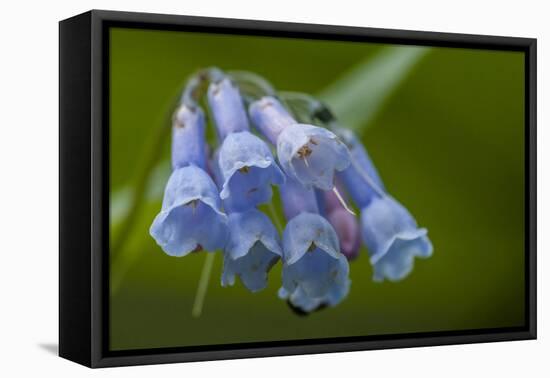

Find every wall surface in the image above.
[0,0,547,376]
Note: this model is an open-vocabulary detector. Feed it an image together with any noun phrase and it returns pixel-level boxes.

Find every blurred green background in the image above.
[109,27,525,351]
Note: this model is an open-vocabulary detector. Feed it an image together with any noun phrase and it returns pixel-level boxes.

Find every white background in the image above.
[0,0,547,376]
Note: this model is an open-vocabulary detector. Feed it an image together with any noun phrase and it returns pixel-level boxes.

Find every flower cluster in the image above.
[150,69,433,314]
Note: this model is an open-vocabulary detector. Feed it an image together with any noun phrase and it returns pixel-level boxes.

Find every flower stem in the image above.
[110,105,172,259]
[267,202,284,233]
[191,252,216,318]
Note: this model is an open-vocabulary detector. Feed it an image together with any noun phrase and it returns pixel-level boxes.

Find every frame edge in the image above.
[59,11,94,368]
[80,9,537,368]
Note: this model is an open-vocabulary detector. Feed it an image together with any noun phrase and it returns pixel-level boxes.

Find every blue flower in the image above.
[278,276,350,313]
[249,97,351,191]
[222,209,282,292]
[336,128,384,208]
[208,77,250,140]
[207,79,284,211]
[279,212,350,312]
[171,104,207,170]
[149,165,228,256]
[335,128,433,280]
[217,131,285,211]
[360,195,433,282]
[277,123,350,191]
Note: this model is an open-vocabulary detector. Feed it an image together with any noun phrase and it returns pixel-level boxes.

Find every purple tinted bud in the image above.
[324,190,361,261]
[208,78,249,140]
[171,105,207,170]
[248,96,296,144]
[326,208,361,261]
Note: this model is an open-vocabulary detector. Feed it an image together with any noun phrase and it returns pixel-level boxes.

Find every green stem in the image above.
[267,202,284,233]
[110,96,177,260]
[191,252,216,318]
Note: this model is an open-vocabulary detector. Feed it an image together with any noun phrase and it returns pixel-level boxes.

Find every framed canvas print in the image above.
[59,10,537,368]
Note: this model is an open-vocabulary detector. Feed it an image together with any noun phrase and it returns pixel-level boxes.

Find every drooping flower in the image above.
[216,131,285,211]
[150,165,228,256]
[279,212,350,312]
[336,128,433,281]
[149,68,434,315]
[171,104,207,170]
[278,178,350,312]
[249,96,351,191]
[222,209,282,292]
[360,195,433,282]
[278,124,351,190]
[209,79,285,211]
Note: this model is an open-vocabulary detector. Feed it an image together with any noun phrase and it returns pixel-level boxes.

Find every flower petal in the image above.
[282,248,348,298]
[282,212,340,265]
[360,195,420,256]
[222,241,280,292]
[335,128,386,198]
[360,195,433,281]
[222,209,282,292]
[372,236,433,282]
[208,77,250,139]
[225,209,282,260]
[280,252,350,312]
[277,124,350,190]
[171,105,207,170]
[248,96,296,144]
[149,166,228,256]
[217,131,285,211]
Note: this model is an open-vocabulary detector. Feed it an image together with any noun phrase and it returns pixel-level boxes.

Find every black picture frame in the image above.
[59,9,537,368]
